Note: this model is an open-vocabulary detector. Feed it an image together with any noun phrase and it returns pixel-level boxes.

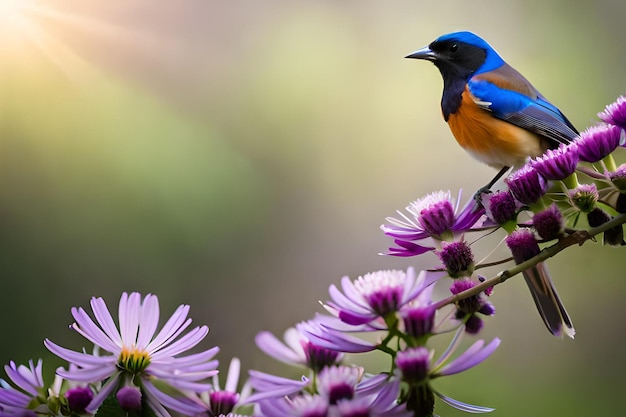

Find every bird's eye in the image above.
[450,43,459,53]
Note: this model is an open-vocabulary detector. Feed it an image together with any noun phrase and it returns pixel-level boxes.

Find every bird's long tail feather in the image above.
[522,261,575,338]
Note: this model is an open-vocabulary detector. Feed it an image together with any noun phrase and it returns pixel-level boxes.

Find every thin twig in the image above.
[433,212,626,309]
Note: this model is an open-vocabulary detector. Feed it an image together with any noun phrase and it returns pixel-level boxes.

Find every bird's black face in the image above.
[427,39,487,79]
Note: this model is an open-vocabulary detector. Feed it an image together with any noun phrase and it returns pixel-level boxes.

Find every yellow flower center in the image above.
[118,347,151,374]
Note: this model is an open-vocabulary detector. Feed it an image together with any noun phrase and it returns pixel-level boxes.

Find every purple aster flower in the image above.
[255,370,411,417]
[197,358,245,416]
[396,347,431,384]
[505,165,548,206]
[483,190,519,225]
[317,366,362,404]
[66,386,94,413]
[44,292,219,417]
[255,326,342,372]
[395,336,500,416]
[0,360,48,417]
[532,204,564,241]
[324,267,444,326]
[401,304,436,339]
[381,190,488,256]
[530,143,579,180]
[598,94,626,129]
[437,239,475,278]
[575,123,625,163]
[569,183,598,212]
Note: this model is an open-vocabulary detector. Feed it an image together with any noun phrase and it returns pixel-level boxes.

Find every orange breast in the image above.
[447,86,546,169]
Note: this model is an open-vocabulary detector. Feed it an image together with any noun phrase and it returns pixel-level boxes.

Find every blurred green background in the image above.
[1,0,625,415]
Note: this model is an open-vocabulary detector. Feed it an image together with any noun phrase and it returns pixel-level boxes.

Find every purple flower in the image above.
[395,347,431,384]
[401,304,436,339]
[532,204,564,241]
[395,336,500,415]
[198,358,244,416]
[484,190,519,225]
[381,190,488,256]
[0,360,47,417]
[505,165,548,206]
[449,279,495,334]
[505,228,540,263]
[575,124,625,163]
[44,292,219,416]
[598,94,626,129]
[255,326,342,372]
[117,386,142,412]
[325,267,444,326]
[531,143,579,180]
[254,369,411,417]
[437,239,475,278]
[66,387,94,413]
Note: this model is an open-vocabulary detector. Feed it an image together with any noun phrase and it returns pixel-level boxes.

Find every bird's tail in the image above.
[522,261,575,338]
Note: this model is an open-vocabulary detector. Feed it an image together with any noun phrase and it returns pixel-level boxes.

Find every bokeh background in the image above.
[1,0,625,415]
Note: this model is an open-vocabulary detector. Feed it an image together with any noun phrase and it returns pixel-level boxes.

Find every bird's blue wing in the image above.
[468,78,578,146]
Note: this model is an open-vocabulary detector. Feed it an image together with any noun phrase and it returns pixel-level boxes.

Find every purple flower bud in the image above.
[116,386,142,412]
[505,165,548,206]
[66,387,93,413]
[450,278,481,314]
[418,199,456,237]
[437,240,475,278]
[396,347,430,384]
[302,341,341,373]
[532,204,564,241]
[479,301,496,316]
[575,124,624,163]
[464,315,484,334]
[505,228,540,264]
[569,184,598,212]
[598,94,626,129]
[530,143,579,180]
[209,391,238,415]
[401,305,435,339]
[484,190,518,225]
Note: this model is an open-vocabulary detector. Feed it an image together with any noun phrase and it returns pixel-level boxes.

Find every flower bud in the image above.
[396,347,430,384]
[532,204,564,241]
[116,386,142,412]
[437,240,475,278]
[65,387,93,413]
[531,144,579,180]
[505,165,547,206]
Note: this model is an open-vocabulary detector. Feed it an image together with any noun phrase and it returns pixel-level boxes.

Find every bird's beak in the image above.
[405,46,436,61]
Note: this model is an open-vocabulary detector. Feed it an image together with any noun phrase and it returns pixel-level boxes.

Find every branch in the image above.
[433,212,626,309]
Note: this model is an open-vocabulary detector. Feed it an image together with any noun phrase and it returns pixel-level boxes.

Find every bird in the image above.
[406,31,576,338]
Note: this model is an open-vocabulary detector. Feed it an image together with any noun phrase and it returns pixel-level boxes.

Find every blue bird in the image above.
[406,31,576,337]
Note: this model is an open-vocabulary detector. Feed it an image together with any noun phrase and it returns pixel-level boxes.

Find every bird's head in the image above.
[406,31,505,80]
